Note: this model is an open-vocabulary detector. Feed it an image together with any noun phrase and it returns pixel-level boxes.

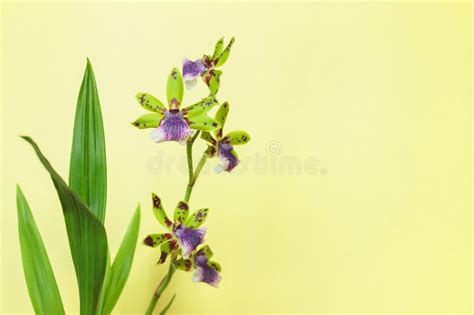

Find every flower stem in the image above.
[144,263,176,315]
[184,131,208,203]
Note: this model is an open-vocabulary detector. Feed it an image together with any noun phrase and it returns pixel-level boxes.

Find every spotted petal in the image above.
[136,93,166,113]
[143,233,173,248]
[151,193,172,230]
[166,68,184,108]
[157,239,178,264]
[131,113,163,129]
[182,96,218,118]
[173,201,189,223]
[173,258,193,272]
[223,130,251,145]
[150,111,192,144]
[187,115,220,131]
[215,37,235,67]
[185,208,209,228]
[214,102,229,138]
[192,254,222,287]
[202,70,222,95]
[174,225,206,259]
[200,132,217,146]
[196,245,213,259]
[211,37,224,60]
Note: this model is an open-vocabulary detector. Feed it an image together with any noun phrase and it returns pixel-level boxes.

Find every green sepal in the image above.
[173,201,189,223]
[203,70,222,95]
[201,132,217,145]
[214,102,229,138]
[185,208,209,228]
[136,93,166,113]
[207,260,222,272]
[157,240,178,264]
[215,37,235,67]
[187,115,220,131]
[211,37,224,60]
[131,113,163,129]
[166,68,184,108]
[182,96,218,118]
[143,233,173,248]
[223,130,251,145]
[173,258,193,272]
[204,145,217,158]
[196,245,213,259]
[152,193,173,230]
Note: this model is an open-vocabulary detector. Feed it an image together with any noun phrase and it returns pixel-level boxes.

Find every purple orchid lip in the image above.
[174,225,206,259]
[182,58,206,89]
[192,254,222,287]
[215,142,240,173]
[150,111,192,144]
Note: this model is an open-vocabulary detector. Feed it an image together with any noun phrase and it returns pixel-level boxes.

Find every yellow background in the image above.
[1,2,472,314]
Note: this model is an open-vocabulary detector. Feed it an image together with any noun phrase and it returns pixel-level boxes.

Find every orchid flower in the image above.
[143,193,210,262]
[132,68,220,144]
[182,37,235,94]
[201,102,250,173]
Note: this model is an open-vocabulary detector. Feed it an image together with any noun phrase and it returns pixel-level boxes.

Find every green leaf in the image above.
[96,252,111,315]
[101,206,141,314]
[224,130,251,145]
[181,96,218,118]
[211,37,224,60]
[173,201,189,223]
[143,233,173,248]
[131,113,163,129]
[215,37,235,67]
[187,115,220,131]
[214,102,229,138]
[21,136,108,315]
[160,293,176,315]
[185,208,209,228]
[16,185,65,315]
[136,93,166,113]
[69,59,107,223]
[152,193,173,230]
[166,68,184,108]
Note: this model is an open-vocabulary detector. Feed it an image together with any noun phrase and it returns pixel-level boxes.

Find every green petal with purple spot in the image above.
[181,96,218,118]
[223,130,251,145]
[135,93,166,113]
[206,70,222,95]
[173,201,189,223]
[215,37,235,67]
[200,132,217,145]
[212,37,224,60]
[157,240,178,264]
[166,68,184,108]
[185,208,209,228]
[195,245,213,259]
[151,193,172,231]
[207,260,222,272]
[131,113,163,129]
[143,233,172,248]
[173,258,193,272]
[214,102,229,138]
[187,115,220,131]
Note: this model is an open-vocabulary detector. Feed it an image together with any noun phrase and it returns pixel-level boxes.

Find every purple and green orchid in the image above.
[132,68,220,144]
[201,102,251,173]
[143,194,221,287]
[137,37,247,314]
[182,37,235,94]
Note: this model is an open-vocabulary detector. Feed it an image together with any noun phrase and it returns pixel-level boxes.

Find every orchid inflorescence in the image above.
[132,37,250,313]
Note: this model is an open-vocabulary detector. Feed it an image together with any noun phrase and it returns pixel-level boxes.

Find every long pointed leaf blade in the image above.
[21,136,108,315]
[101,205,141,314]
[69,59,107,223]
[16,185,65,315]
